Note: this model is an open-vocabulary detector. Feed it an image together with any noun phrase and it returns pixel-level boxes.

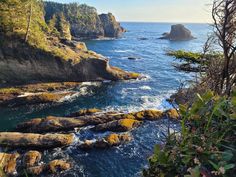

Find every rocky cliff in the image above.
[44,2,125,39]
[0,0,137,85]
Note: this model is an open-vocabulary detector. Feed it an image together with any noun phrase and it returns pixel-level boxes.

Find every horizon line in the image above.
[119,21,212,24]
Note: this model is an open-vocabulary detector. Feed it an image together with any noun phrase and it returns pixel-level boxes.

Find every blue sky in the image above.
[50,0,213,23]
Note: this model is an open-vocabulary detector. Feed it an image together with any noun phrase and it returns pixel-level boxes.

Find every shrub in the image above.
[144,91,236,177]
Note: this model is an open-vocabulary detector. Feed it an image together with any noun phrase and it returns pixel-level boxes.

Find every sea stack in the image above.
[160,24,194,41]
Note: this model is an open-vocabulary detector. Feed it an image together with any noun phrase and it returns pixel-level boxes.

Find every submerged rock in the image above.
[93,119,142,132]
[0,132,74,148]
[78,133,132,150]
[0,152,20,176]
[160,24,194,41]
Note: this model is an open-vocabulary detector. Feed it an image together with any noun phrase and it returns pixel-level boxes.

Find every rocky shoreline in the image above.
[0,106,180,176]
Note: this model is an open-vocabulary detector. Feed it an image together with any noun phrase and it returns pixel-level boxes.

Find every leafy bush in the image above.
[144,91,236,177]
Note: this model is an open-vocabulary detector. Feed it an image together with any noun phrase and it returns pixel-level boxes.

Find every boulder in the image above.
[47,160,71,173]
[160,24,194,41]
[164,109,180,120]
[132,110,163,121]
[78,133,132,150]
[93,119,142,132]
[0,132,74,148]
[0,152,20,176]
[22,151,42,168]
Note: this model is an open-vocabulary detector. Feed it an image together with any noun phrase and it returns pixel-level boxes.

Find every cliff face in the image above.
[99,13,125,38]
[0,0,137,85]
[44,2,125,39]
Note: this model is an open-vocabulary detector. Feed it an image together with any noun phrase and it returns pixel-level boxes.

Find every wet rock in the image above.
[78,133,132,150]
[0,152,20,176]
[164,109,180,120]
[132,110,163,121]
[47,160,71,173]
[93,119,142,132]
[128,56,141,60]
[67,108,102,117]
[0,132,74,148]
[27,165,45,176]
[160,24,194,41]
[23,151,42,168]
[16,116,86,133]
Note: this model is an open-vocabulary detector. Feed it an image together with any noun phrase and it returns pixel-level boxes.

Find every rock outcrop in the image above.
[44,2,125,39]
[160,24,194,41]
[93,119,142,132]
[0,132,74,148]
[99,13,125,38]
[78,133,132,150]
[0,153,20,176]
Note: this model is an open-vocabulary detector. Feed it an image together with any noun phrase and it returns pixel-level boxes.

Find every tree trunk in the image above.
[25,1,33,42]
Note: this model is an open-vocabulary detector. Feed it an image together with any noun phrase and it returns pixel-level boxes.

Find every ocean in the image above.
[0,22,211,177]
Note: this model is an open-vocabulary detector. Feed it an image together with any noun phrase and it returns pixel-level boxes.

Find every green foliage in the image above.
[144,91,236,177]
[167,50,203,63]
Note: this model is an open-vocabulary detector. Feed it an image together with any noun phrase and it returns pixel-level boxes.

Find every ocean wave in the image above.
[114,49,134,53]
[139,86,152,90]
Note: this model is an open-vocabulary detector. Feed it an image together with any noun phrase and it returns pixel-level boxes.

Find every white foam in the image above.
[114,49,134,53]
[139,86,152,90]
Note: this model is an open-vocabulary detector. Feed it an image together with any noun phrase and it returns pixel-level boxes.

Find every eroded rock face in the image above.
[99,13,125,38]
[0,132,74,148]
[93,119,142,132]
[160,24,194,41]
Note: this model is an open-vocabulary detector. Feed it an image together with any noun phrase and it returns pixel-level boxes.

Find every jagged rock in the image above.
[22,151,42,168]
[93,119,142,132]
[160,24,194,41]
[0,132,74,148]
[47,160,71,173]
[164,109,180,119]
[99,13,124,38]
[78,133,132,150]
[0,152,20,176]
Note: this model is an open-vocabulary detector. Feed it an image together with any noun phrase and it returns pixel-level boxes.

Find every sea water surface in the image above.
[0,23,211,177]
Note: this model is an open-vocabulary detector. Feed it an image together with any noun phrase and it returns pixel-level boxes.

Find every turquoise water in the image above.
[0,22,211,177]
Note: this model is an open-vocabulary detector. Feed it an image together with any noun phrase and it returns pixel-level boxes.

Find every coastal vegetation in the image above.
[144,0,236,176]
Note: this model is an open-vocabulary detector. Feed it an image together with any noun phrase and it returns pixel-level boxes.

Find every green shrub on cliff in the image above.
[144,91,236,177]
[0,0,48,48]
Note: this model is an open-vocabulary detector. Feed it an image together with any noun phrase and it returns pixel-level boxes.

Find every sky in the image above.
[50,0,213,23]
